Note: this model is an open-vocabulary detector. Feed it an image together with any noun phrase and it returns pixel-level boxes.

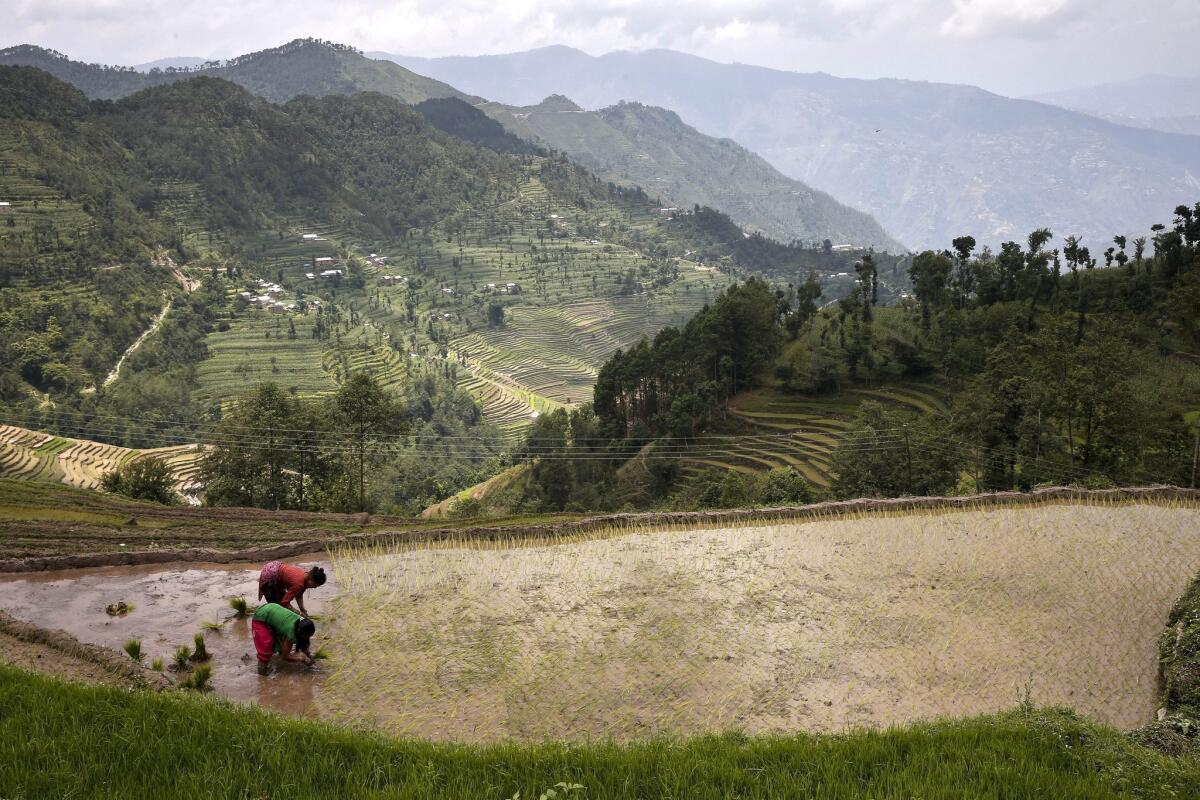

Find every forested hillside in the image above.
[0,39,468,104]
[485,204,1200,515]
[0,39,898,253]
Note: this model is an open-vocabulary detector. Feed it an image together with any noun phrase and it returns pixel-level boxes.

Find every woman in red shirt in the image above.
[257,561,327,618]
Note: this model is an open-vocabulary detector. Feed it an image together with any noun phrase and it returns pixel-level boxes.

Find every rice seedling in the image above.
[312,647,329,660]
[151,657,164,671]
[105,601,134,616]
[182,663,212,691]
[228,596,250,617]
[122,639,142,662]
[201,620,223,633]
[190,634,210,662]
[172,645,192,670]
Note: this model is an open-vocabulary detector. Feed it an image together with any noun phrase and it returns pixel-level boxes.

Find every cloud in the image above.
[1,0,1197,96]
[939,0,1073,38]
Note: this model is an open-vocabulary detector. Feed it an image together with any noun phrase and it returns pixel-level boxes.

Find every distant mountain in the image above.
[0,40,470,104]
[133,57,209,72]
[482,96,903,250]
[381,47,1200,250]
[2,41,897,254]
[1028,75,1200,136]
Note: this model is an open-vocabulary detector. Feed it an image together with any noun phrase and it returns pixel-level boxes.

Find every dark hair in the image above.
[308,566,327,587]
[295,618,316,652]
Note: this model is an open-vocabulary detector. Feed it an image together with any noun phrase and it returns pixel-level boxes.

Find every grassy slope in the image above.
[1,664,1195,798]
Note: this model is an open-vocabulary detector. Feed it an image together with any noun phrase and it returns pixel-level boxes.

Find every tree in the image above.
[101,457,178,504]
[831,402,962,498]
[201,382,304,509]
[950,236,976,307]
[333,372,404,511]
[760,467,814,505]
[909,251,953,328]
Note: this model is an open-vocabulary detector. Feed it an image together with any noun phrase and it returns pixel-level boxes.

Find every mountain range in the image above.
[0,40,898,251]
[382,46,1200,250]
[1029,75,1200,137]
[478,96,901,250]
[0,40,467,105]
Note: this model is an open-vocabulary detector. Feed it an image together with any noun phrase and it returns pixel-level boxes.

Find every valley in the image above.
[1,16,1200,797]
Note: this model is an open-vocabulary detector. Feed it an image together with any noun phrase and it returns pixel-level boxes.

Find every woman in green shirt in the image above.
[251,602,315,675]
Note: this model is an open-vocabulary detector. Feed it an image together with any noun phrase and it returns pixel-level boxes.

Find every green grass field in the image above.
[1,664,1195,799]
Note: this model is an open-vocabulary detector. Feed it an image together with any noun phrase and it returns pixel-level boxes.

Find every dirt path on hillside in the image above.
[102,294,171,388]
[323,503,1200,742]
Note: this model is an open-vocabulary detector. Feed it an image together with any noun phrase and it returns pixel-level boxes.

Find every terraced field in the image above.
[677,381,952,488]
[194,311,337,408]
[0,424,203,499]
[0,153,97,279]
[180,166,734,429]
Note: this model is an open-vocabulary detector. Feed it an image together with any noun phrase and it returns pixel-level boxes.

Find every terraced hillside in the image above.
[673,380,952,489]
[0,425,202,500]
[183,165,735,430]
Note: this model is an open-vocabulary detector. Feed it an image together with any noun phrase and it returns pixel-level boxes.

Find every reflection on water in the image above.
[0,557,334,717]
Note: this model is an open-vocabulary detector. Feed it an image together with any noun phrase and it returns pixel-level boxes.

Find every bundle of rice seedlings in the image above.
[229,596,251,617]
[122,639,142,662]
[172,645,192,670]
[201,621,223,633]
[190,634,210,662]
[182,664,212,691]
[151,657,164,671]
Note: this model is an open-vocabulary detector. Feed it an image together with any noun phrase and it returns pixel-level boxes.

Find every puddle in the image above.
[0,557,335,717]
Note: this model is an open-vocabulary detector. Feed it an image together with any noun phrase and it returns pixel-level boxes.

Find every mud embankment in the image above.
[0,608,171,690]
[2,485,1196,574]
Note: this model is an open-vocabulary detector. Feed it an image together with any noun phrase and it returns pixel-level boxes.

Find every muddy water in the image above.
[0,557,335,717]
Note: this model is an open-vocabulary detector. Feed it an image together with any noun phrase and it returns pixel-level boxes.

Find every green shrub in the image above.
[447,496,482,519]
[101,457,178,505]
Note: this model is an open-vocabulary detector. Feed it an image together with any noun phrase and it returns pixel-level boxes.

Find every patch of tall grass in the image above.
[0,665,1195,799]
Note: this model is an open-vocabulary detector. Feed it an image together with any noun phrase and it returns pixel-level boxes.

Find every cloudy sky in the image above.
[6,0,1198,96]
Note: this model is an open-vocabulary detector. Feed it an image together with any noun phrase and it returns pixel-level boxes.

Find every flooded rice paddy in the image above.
[1,502,1198,742]
[0,558,333,716]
